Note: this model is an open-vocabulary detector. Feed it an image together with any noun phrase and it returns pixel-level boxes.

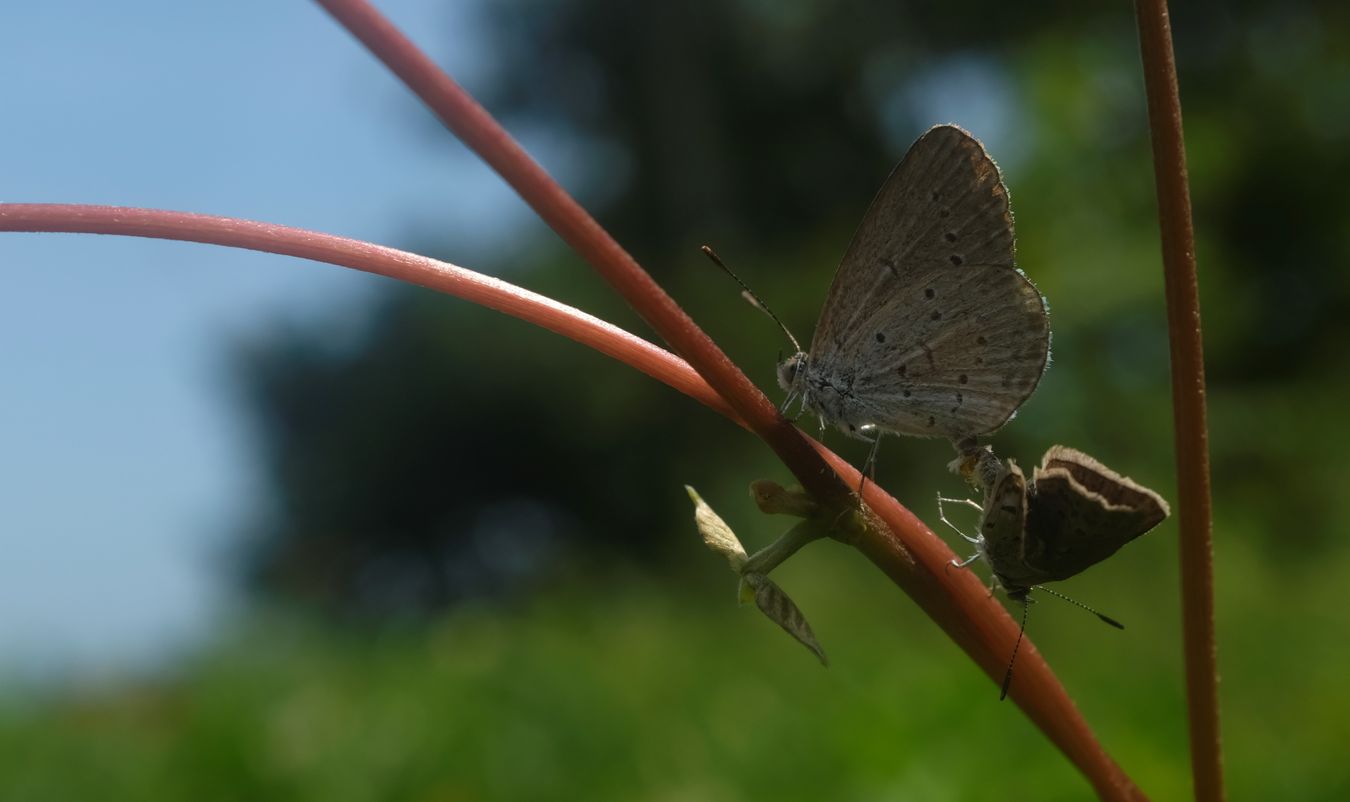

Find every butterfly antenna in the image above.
[1000,600,1030,701]
[701,245,802,352]
[1032,585,1125,629]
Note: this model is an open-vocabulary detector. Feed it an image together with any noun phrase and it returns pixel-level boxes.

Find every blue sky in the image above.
[0,1,542,676]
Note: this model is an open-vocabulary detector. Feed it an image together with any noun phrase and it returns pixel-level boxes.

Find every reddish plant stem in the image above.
[9,199,1143,800]
[311,1,1147,797]
[4,3,1151,795]
[0,204,733,422]
[4,200,1142,799]
[312,0,837,503]
[1133,2,1224,800]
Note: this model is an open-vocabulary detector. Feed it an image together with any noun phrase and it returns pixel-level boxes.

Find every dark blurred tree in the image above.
[233,0,1350,615]
[232,278,728,616]
[479,0,1109,255]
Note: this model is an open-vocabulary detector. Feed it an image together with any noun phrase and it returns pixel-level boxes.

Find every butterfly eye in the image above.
[776,353,805,391]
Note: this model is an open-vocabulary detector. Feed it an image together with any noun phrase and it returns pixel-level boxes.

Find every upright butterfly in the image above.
[778,125,1050,448]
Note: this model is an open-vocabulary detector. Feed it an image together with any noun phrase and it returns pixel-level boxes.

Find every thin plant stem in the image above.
[3,2,1155,796]
[1133,2,1224,801]
[308,1,1147,797]
[313,0,840,505]
[2,197,1143,800]
[0,204,734,422]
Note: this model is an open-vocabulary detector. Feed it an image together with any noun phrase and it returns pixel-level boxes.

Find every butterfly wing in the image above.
[808,125,1049,438]
[1023,446,1170,582]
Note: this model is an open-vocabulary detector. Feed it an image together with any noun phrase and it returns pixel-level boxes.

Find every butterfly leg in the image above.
[856,425,881,498]
[936,494,982,544]
[936,494,985,571]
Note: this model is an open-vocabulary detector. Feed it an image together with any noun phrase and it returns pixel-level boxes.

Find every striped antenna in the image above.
[701,245,801,353]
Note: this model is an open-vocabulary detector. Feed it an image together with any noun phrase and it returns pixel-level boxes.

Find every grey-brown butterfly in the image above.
[778,124,1050,449]
[943,445,1170,697]
[970,446,1169,597]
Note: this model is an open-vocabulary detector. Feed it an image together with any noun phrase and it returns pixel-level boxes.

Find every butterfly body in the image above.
[781,124,1050,444]
[974,458,1040,601]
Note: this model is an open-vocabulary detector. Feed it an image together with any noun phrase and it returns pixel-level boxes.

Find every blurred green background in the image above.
[5,0,1350,799]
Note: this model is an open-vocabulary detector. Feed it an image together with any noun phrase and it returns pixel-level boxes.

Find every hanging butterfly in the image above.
[942,445,1170,698]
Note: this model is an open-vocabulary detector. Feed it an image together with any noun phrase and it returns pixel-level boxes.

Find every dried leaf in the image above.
[685,485,747,571]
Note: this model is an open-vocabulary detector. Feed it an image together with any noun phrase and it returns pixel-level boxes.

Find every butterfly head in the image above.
[776,351,809,395]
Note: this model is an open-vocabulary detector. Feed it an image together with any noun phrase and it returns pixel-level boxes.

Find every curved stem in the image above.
[1134,2,1224,799]
[312,0,837,504]
[3,201,1141,797]
[0,204,734,422]
[313,2,1146,796]
[6,0,1153,794]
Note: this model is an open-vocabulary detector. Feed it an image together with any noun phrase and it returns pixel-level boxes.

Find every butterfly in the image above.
[943,445,1169,698]
[953,445,1170,600]
[778,125,1050,448]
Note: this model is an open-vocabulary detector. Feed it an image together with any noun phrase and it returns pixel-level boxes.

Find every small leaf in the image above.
[685,485,747,571]
[740,572,828,666]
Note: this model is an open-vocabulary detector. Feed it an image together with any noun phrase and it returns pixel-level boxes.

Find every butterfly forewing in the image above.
[1024,447,1170,582]
[1040,446,1170,524]
[813,126,1015,347]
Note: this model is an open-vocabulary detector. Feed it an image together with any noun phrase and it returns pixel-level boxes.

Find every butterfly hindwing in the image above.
[848,263,1049,437]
